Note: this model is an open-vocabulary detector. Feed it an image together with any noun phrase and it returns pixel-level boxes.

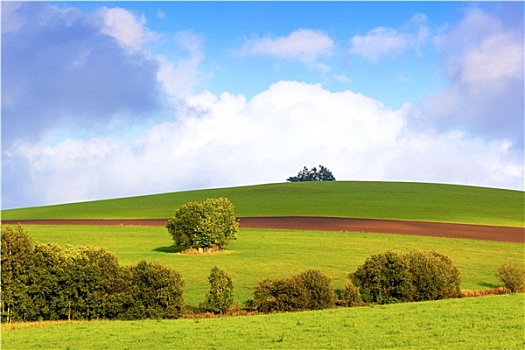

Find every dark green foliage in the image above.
[351,251,414,304]
[287,165,335,182]
[339,280,363,307]
[166,197,239,251]
[496,262,525,293]
[128,261,185,319]
[351,250,461,304]
[204,266,234,314]
[1,225,185,322]
[406,251,461,301]
[253,276,309,313]
[298,269,336,310]
[1,225,34,322]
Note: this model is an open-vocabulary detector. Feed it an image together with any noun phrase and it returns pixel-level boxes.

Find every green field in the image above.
[19,224,523,306]
[3,294,523,349]
[2,181,524,349]
[3,181,524,226]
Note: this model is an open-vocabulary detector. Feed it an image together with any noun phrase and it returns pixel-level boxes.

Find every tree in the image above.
[204,266,234,314]
[287,165,335,182]
[1,225,33,322]
[166,197,239,252]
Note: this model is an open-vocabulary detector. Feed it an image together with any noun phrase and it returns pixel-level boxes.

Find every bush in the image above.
[128,260,185,319]
[339,280,363,307]
[204,266,234,314]
[351,250,462,304]
[406,250,461,301]
[253,276,309,313]
[166,197,239,251]
[298,269,336,310]
[350,251,414,304]
[496,262,525,293]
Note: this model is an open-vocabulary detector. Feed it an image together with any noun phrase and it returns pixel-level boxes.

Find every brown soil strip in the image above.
[2,217,523,243]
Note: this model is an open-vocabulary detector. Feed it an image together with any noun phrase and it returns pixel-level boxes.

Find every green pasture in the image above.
[3,181,524,227]
[3,294,523,349]
[19,224,524,306]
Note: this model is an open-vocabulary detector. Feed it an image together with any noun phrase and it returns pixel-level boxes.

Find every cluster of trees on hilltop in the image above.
[287,165,335,182]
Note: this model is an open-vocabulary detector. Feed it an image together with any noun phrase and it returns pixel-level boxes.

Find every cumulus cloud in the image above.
[350,13,428,61]
[1,3,164,148]
[422,5,524,152]
[240,29,334,65]
[4,81,522,208]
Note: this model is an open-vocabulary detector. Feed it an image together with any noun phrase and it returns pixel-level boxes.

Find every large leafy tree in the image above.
[166,197,239,252]
[287,165,335,182]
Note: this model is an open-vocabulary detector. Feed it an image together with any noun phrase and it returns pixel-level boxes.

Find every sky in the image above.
[2,1,524,209]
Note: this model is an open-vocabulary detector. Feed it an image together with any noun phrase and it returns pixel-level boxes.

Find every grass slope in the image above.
[2,181,524,226]
[20,225,523,306]
[3,294,523,349]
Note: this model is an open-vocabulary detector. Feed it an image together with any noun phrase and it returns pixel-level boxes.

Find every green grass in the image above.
[19,225,524,306]
[3,294,523,349]
[3,181,524,226]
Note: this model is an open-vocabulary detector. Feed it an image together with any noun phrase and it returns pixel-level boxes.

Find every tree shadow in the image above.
[479,281,499,289]
[153,245,185,254]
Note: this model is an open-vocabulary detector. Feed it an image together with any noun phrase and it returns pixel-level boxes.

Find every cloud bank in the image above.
[5,81,523,207]
[2,3,523,209]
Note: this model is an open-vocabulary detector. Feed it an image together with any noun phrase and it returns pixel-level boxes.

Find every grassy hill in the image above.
[2,181,524,226]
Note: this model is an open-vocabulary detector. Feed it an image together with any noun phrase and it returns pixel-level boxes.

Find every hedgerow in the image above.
[1,225,185,322]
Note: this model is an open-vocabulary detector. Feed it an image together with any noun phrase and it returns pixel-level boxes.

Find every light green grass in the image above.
[3,294,523,349]
[20,225,524,306]
[3,181,524,226]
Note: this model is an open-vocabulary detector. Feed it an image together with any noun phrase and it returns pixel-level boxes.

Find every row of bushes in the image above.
[1,225,185,322]
[249,250,463,313]
[3,225,523,321]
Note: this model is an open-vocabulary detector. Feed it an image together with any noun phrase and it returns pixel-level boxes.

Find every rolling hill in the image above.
[2,181,524,227]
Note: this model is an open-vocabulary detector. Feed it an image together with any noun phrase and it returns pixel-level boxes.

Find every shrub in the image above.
[253,276,309,313]
[339,280,363,307]
[166,197,239,251]
[298,269,336,310]
[204,266,234,314]
[350,251,414,304]
[405,250,461,301]
[351,250,462,304]
[128,260,185,319]
[496,262,525,293]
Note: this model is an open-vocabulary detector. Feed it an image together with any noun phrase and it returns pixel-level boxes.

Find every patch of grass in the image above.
[3,294,523,349]
[3,181,524,227]
[19,225,524,306]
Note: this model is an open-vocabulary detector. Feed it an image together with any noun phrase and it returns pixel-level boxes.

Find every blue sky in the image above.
[2,1,524,209]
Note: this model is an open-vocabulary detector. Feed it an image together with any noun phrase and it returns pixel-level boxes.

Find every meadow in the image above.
[3,181,524,227]
[19,224,524,306]
[3,294,524,349]
[2,181,524,349]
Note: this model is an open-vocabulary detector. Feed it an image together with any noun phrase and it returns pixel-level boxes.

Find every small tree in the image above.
[253,276,309,313]
[287,165,335,182]
[166,197,239,252]
[339,280,363,307]
[204,266,234,314]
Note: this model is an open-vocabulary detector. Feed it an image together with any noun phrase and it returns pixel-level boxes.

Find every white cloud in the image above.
[98,7,157,52]
[7,81,523,207]
[241,29,334,65]
[424,6,524,149]
[350,13,428,61]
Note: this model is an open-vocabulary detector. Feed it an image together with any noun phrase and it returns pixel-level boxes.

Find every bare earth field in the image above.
[3,217,523,243]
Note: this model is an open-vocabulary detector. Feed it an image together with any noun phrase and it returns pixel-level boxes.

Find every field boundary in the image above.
[2,217,523,243]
